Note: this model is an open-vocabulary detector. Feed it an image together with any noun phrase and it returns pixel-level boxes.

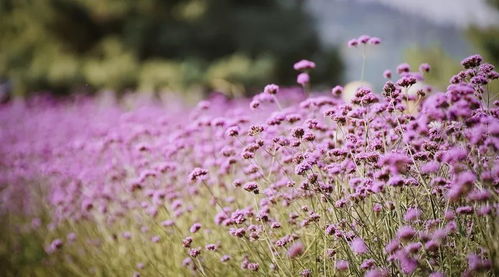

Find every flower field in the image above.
[0,39,498,276]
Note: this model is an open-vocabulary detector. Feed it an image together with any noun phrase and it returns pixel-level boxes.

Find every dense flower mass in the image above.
[0,50,498,276]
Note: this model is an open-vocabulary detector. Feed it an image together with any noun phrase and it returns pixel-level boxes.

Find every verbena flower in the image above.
[297,72,310,86]
[189,168,208,182]
[397,226,416,240]
[404,207,422,222]
[335,260,349,271]
[368,37,381,45]
[293,59,316,71]
[350,237,368,254]
[396,63,410,74]
[287,241,305,258]
[419,63,431,73]
[383,70,392,79]
[461,54,482,69]
[347,39,359,47]
[264,84,279,95]
[190,223,202,233]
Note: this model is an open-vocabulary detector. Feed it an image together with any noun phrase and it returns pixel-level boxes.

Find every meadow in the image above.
[0,37,498,276]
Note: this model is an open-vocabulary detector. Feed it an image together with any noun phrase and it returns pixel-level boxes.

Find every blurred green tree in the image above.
[405,45,498,98]
[466,27,499,72]
[0,0,343,96]
[404,46,462,91]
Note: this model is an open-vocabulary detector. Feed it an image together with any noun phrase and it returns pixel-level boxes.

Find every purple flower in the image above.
[326,248,336,257]
[264,84,279,95]
[161,220,175,227]
[190,223,202,233]
[358,35,371,44]
[425,240,440,252]
[335,260,349,271]
[226,126,240,137]
[396,250,418,274]
[442,147,467,165]
[421,161,439,174]
[350,237,368,254]
[348,39,359,47]
[383,70,392,79]
[406,242,422,253]
[293,59,316,71]
[250,99,260,110]
[151,235,160,243]
[122,232,132,240]
[461,54,482,69]
[470,75,488,85]
[467,253,491,272]
[205,244,217,251]
[50,239,63,251]
[300,269,312,277]
[397,63,410,74]
[385,239,400,254]
[189,168,208,182]
[331,85,343,96]
[403,207,422,222]
[67,232,77,242]
[419,63,431,73]
[247,262,259,271]
[397,75,417,87]
[360,258,375,269]
[229,227,246,238]
[447,171,476,201]
[297,72,310,86]
[189,247,201,257]
[397,226,416,240]
[368,37,381,45]
[422,93,449,120]
[243,182,259,194]
[271,222,281,229]
[477,205,492,216]
[182,257,192,267]
[182,237,193,248]
[365,269,389,277]
[295,162,311,175]
[379,152,411,174]
[456,206,474,215]
[444,210,456,220]
[287,241,305,258]
[373,203,383,213]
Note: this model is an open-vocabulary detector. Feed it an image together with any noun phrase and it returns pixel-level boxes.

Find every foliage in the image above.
[466,26,499,71]
[0,0,343,96]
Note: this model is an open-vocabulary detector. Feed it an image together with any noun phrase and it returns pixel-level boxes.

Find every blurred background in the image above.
[0,0,498,99]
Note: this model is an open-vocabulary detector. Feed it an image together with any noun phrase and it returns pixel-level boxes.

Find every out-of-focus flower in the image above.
[293,59,316,71]
[287,241,305,258]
